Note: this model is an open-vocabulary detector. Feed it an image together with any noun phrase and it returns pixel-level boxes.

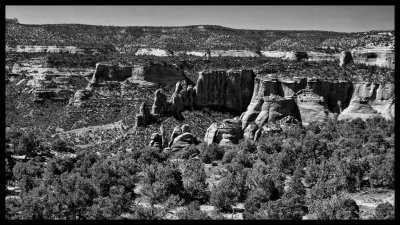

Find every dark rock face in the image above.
[351,47,395,69]
[285,51,308,61]
[151,80,196,117]
[91,63,132,83]
[152,89,168,115]
[195,70,255,112]
[339,51,353,67]
[149,133,163,149]
[91,62,191,86]
[135,102,153,127]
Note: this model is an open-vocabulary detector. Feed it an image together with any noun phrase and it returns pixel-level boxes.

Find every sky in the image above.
[5,5,395,32]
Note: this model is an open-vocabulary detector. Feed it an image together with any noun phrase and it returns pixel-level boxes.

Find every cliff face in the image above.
[251,77,353,114]
[195,70,255,112]
[91,62,190,86]
[351,46,395,69]
[339,82,395,120]
[243,76,394,128]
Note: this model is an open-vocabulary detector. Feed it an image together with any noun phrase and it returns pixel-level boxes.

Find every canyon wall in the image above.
[91,62,191,86]
[351,46,395,69]
[195,70,255,112]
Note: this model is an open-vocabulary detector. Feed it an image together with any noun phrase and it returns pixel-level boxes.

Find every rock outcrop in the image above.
[337,97,380,121]
[251,76,353,114]
[151,80,196,117]
[149,133,163,149]
[351,46,395,69]
[284,51,308,61]
[204,118,243,145]
[339,51,353,67]
[168,124,199,152]
[295,85,333,126]
[69,89,92,107]
[243,123,259,141]
[338,82,395,121]
[195,70,255,112]
[241,94,300,129]
[91,62,191,86]
[135,102,153,127]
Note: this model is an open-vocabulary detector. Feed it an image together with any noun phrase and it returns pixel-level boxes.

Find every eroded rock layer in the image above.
[195,70,255,112]
[91,62,190,86]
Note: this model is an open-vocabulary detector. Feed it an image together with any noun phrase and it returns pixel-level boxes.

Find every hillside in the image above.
[6,18,395,52]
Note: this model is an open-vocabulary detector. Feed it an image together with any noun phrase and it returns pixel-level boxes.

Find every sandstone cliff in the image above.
[351,46,395,69]
[195,69,255,112]
[338,82,395,120]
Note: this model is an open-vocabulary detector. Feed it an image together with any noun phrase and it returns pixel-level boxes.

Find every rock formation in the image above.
[338,82,395,121]
[151,80,196,117]
[152,89,169,115]
[243,123,259,141]
[339,51,353,67]
[295,84,333,126]
[195,70,255,112]
[204,118,243,145]
[284,51,308,61]
[91,62,191,86]
[169,125,183,147]
[337,97,380,121]
[149,133,163,149]
[351,46,395,69]
[241,94,300,129]
[168,124,199,152]
[135,102,153,127]
[70,89,92,107]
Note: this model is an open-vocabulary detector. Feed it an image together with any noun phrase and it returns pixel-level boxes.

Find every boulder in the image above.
[171,132,196,152]
[204,118,242,145]
[149,133,162,149]
[219,134,235,146]
[169,125,182,147]
[243,123,258,141]
[181,124,191,133]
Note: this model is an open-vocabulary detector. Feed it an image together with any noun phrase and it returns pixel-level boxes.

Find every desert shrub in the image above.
[248,194,308,220]
[210,177,241,212]
[234,150,254,168]
[51,139,73,153]
[222,147,237,164]
[308,194,360,220]
[368,151,394,188]
[198,143,225,164]
[238,139,257,153]
[177,202,211,220]
[12,160,42,192]
[141,162,184,204]
[174,144,200,159]
[137,147,168,166]
[244,188,273,214]
[374,202,394,220]
[182,158,209,204]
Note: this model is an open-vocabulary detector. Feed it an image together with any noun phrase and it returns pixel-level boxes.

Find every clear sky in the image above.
[5,5,395,32]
